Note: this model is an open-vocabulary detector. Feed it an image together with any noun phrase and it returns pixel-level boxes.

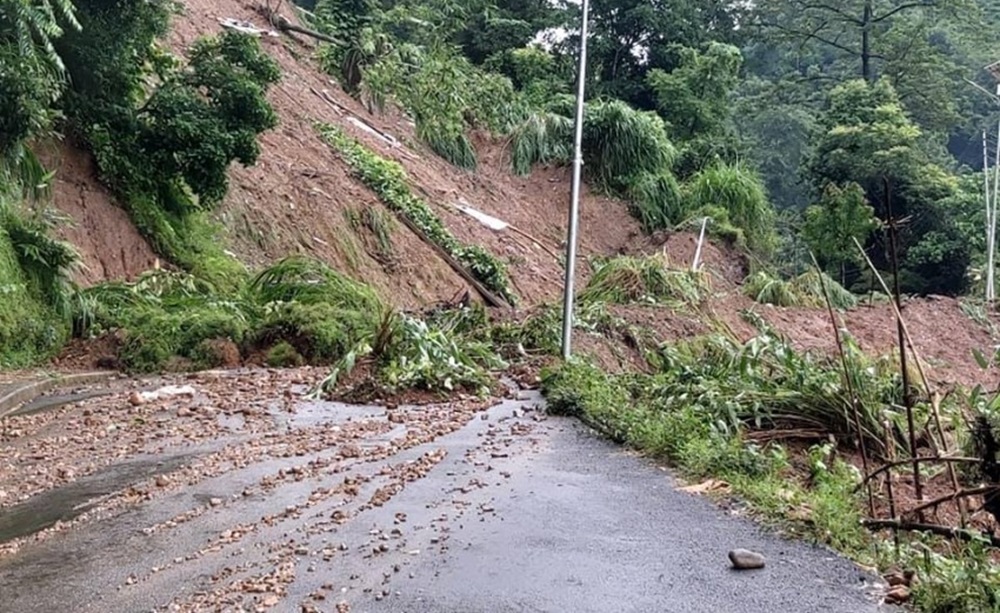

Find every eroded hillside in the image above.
[42,0,645,310]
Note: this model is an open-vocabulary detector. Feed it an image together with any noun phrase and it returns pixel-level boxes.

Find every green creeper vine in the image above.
[317,124,515,305]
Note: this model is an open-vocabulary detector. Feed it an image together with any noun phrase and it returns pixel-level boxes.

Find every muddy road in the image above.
[0,369,888,612]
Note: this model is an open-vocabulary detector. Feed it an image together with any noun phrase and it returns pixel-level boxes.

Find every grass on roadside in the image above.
[538,330,1000,613]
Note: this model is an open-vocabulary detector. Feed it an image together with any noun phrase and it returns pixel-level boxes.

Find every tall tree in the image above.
[754,0,970,83]
[806,78,971,294]
[0,0,80,155]
[553,0,748,107]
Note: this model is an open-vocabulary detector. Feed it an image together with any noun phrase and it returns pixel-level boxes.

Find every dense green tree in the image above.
[802,182,880,282]
[807,78,971,294]
[646,42,742,142]
[551,0,748,107]
[0,0,79,155]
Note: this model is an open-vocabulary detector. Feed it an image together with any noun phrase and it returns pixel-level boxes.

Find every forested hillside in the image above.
[4,2,1000,609]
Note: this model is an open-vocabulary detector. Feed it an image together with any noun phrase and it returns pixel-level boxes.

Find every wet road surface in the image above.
[0,370,889,612]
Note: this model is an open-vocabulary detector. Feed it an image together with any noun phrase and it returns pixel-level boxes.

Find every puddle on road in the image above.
[0,453,198,544]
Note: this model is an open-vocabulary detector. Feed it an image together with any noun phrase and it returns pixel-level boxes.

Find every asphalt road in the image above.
[0,379,890,613]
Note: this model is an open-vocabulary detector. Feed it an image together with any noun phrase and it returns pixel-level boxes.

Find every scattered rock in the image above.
[128,391,146,406]
[154,475,171,488]
[209,497,223,507]
[885,584,911,604]
[728,549,765,570]
[261,594,280,607]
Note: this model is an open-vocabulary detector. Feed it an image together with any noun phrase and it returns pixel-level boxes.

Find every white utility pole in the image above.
[560,0,590,360]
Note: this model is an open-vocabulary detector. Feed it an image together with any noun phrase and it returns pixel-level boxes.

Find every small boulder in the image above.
[728,548,766,570]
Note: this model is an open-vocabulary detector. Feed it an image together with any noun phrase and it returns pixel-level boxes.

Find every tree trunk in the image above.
[861,1,873,82]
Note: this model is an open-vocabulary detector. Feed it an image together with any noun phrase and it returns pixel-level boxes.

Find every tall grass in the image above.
[247,255,382,311]
[687,163,776,254]
[508,98,678,190]
[509,111,574,175]
[624,170,687,232]
[583,99,678,190]
[0,191,78,366]
[744,270,858,309]
[580,255,708,306]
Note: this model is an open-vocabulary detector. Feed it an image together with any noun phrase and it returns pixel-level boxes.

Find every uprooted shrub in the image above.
[579,255,709,307]
[744,269,857,309]
[315,306,507,399]
[71,256,386,373]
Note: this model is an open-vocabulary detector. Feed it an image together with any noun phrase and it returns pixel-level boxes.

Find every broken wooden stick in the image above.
[863,518,1000,547]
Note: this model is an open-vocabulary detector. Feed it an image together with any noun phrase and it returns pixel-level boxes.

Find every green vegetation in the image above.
[3,1,1000,607]
[318,123,515,304]
[317,303,506,398]
[744,270,858,309]
[580,255,707,307]
[57,14,281,285]
[0,194,76,366]
[71,256,382,373]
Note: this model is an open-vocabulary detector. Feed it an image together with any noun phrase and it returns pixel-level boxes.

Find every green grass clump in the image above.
[744,270,857,309]
[112,298,251,372]
[317,307,507,397]
[623,170,687,232]
[744,271,800,307]
[247,255,382,312]
[73,257,386,373]
[583,99,678,190]
[266,341,304,368]
[509,111,573,175]
[580,255,707,306]
[252,301,376,363]
[687,164,776,254]
[318,124,515,305]
[0,198,76,367]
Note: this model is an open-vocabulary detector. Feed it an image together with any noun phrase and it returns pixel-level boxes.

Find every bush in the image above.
[252,301,375,363]
[73,257,384,373]
[266,341,305,368]
[580,255,708,306]
[687,163,776,255]
[623,170,687,232]
[57,8,279,280]
[0,197,75,366]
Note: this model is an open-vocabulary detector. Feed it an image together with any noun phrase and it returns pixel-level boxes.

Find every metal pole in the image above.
[560,0,590,360]
[991,119,1000,302]
[985,130,993,301]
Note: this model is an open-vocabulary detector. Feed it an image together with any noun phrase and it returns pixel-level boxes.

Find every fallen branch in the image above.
[856,456,982,491]
[903,485,1000,520]
[392,212,509,309]
[256,3,345,46]
[863,519,1000,547]
[853,235,967,523]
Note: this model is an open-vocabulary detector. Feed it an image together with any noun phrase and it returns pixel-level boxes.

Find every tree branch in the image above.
[255,3,345,46]
[904,485,1000,519]
[795,2,864,25]
[863,519,1000,547]
[872,2,938,23]
[760,21,886,59]
[855,456,981,491]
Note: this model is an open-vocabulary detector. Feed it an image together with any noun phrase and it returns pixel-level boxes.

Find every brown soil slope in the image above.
[164,0,643,308]
[33,0,1000,389]
[39,0,644,307]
